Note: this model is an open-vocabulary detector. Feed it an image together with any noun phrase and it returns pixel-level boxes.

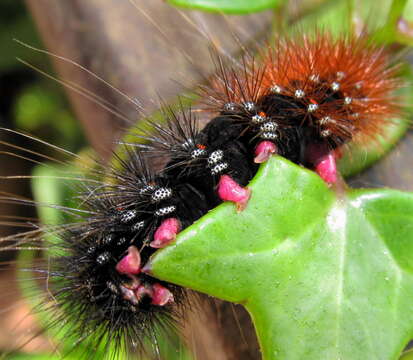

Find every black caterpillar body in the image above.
[51,94,354,354]
[25,32,401,358]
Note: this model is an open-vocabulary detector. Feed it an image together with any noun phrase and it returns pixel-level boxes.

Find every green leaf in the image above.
[337,117,410,178]
[149,156,413,360]
[167,0,283,14]
[401,349,413,359]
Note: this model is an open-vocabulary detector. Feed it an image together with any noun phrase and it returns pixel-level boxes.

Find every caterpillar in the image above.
[0,2,409,359]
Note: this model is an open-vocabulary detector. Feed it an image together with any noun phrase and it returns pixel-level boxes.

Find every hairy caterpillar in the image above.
[0,1,411,359]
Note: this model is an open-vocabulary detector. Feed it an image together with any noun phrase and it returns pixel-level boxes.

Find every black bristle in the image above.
[9,31,402,359]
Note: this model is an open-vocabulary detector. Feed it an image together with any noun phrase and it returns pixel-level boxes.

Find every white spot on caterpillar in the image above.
[321,129,331,137]
[331,82,340,91]
[96,252,111,265]
[117,237,127,246]
[120,210,137,223]
[208,150,224,165]
[211,162,228,175]
[270,84,282,93]
[261,132,278,140]
[223,102,237,112]
[102,234,114,245]
[307,103,318,112]
[252,114,266,124]
[336,71,345,80]
[295,89,305,98]
[243,101,256,112]
[319,116,331,125]
[155,205,176,217]
[191,148,207,159]
[151,187,172,202]
[132,221,145,231]
[309,74,320,82]
[139,184,155,194]
[260,122,278,132]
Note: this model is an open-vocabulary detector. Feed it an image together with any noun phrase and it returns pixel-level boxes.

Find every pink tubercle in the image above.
[119,280,173,307]
[150,217,180,248]
[151,283,174,306]
[135,284,153,300]
[398,17,413,38]
[119,285,140,305]
[217,175,251,212]
[115,246,141,275]
[306,143,337,184]
[254,141,277,163]
[315,152,337,184]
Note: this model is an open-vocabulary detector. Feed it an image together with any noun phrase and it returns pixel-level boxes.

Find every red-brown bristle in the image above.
[262,33,402,141]
[202,32,404,147]
[199,54,268,109]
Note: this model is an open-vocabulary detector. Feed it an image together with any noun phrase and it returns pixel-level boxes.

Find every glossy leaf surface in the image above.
[150,157,413,360]
[167,0,283,14]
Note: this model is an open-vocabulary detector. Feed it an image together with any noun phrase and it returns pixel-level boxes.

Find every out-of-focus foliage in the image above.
[0,0,42,71]
[0,0,84,151]
[13,83,83,151]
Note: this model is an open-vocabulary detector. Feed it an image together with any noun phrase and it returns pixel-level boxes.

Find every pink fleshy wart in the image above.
[254,141,277,163]
[135,284,153,300]
[151,283,174,306]
[218,175,251,212]
[150,217,180,248]
[119,285,140,305]
[306,143,337,184]
[116,246,141,275]
[315,152,337,184]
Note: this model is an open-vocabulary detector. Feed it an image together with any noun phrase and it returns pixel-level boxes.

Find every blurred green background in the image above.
[0,2,85,356]
[0,0,84,151]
